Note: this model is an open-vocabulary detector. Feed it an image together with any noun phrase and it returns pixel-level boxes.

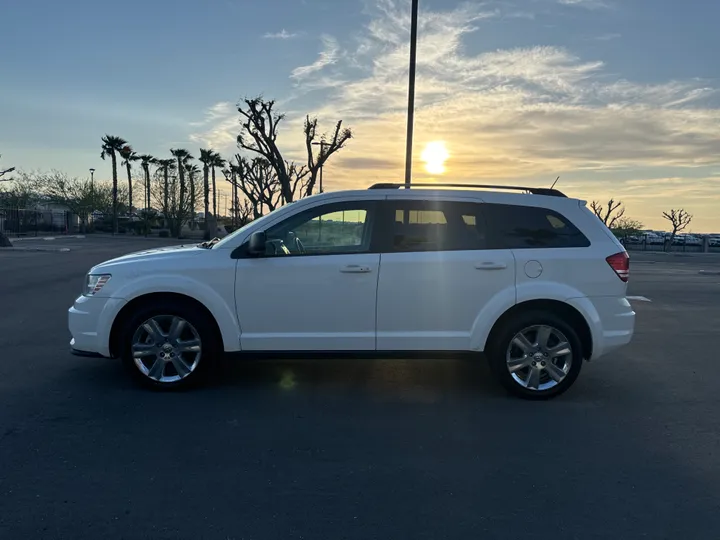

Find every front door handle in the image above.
[475,262,507,270]
[340,265,372,273]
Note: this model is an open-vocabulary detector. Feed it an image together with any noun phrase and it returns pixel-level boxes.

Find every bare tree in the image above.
[22,170,124,233]
[0,154,17,247]
[155,158,175,225]
[0,169,37,209]
[0,154,15,180]
[150,166,191,238]
[303,116,352,197]
[590,199,626,229]
[237,96,312,204]
[662,208,693,249]
[231,155,283,218]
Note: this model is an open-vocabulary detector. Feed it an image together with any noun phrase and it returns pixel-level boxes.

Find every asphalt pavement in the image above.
[1,236,720,539]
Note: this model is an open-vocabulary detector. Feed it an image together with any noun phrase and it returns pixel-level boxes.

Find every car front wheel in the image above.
[119,301,218,389]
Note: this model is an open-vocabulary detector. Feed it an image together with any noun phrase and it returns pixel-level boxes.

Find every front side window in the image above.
[483,203,590,249]
[262,202,374,256]
[386,200,486,252]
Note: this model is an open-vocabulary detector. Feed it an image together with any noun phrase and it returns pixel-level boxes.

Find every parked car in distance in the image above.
[68,183,635,400]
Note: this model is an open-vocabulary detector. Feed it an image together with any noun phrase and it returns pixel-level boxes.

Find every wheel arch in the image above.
[109,292,225,358]
[483,299,593,360]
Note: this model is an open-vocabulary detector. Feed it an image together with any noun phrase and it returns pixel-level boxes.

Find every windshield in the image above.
[211,209,279,249]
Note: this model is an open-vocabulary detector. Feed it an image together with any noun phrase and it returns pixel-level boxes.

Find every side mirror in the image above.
[247,231,266,256]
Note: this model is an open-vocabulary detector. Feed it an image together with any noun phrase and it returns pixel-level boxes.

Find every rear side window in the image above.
[385,200,486,252]
[483,203,590,249]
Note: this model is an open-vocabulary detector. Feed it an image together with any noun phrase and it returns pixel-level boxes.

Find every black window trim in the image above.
[233,200,383,259]
[375,199,490,254]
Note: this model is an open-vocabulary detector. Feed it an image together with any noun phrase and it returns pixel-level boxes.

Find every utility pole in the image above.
[312,141,329,193]
[404,0,419,187]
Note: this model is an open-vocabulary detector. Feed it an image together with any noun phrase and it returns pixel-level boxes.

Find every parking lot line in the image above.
[627,296,652,302]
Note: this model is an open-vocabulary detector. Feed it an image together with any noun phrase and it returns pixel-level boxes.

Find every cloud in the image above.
[593,33,621,41]
[263,29,298,39]
[337,156,400,170]
[290,35,341,80]
[188,102,238,149]
[558,0,609,8]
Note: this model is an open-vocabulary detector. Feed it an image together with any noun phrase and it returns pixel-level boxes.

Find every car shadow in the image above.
[212,356,505,401]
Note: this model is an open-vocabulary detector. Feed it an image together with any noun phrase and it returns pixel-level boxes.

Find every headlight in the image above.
[84,274,111,296]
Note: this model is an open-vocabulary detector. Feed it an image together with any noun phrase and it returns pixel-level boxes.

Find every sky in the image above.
[1,0,719,231]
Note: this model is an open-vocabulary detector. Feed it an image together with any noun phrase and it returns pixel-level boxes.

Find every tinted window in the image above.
[261,203,375,256]
[387,201,486,252]
[483,203,590,249]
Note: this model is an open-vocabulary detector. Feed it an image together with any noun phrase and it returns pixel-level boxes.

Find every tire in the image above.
[119,299,220,390]
[487,310,583,400]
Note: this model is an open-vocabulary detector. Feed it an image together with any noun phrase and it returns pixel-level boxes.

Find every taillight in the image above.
[606,252,629,282]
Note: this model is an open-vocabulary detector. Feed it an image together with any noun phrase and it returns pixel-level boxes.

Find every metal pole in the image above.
[144,168,149,237]
[89,168,95,234]
[404,0,419,187]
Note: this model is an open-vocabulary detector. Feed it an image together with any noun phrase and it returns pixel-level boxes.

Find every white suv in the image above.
[68,183,635,399]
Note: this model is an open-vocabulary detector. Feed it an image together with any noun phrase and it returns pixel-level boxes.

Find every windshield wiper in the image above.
[198,237,221,249]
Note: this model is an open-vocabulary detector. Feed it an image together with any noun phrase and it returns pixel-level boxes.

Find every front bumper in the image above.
[68,295,127,358]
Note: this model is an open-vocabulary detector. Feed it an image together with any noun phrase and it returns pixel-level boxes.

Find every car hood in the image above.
[91,244,207,272]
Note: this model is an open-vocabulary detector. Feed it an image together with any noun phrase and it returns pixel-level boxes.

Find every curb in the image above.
[1,246,71,252]
[9,235,86,242]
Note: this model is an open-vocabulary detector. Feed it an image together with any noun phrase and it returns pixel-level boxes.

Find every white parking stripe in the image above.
[627,296,652,302]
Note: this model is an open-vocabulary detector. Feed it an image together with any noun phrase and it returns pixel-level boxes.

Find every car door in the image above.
[375,197,516,351]
[234,199,382,351]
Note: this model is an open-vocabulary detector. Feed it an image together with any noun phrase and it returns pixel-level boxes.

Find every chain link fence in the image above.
[0,207,215,238]
[617,233,720,253]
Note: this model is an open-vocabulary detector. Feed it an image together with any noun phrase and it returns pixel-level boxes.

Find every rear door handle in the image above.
[340,265,372,273]
[475,262,507,270]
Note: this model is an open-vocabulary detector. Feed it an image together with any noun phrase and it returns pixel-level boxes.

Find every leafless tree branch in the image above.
[590,198,626,229]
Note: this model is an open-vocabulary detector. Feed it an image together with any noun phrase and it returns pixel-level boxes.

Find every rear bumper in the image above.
[568,296,635,360]
[68,295,127,358]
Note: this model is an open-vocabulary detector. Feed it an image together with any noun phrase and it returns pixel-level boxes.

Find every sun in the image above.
[421,141,449,175]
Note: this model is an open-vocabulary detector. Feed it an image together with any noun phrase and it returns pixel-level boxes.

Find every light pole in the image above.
[404,0,419,187]
[89,168,95,202]
[89,168,95,232]
[312,141,329,193]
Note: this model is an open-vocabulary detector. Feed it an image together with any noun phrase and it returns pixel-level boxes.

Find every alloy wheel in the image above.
[505,324,573,391]
[131,315,202,383]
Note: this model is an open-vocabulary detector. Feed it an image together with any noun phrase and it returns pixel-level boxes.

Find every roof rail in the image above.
[368,182,567,198]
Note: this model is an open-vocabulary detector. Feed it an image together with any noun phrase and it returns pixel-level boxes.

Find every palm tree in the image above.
[139,155,156,234]
[155,158,175,224]
[209,151,226,218]
[119,145,140,213]
[101,134,128,234]
[186,163,201,228]
[198,149,213,239]
[170,149,192,227]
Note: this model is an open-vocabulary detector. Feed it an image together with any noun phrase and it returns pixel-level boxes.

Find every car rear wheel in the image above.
[488,311,583,400]
[119,301,218,389]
